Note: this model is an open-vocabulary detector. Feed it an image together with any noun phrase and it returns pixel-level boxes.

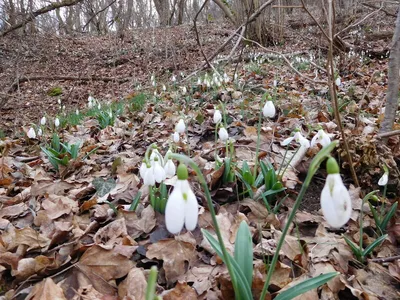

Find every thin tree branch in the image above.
[1,0,84,37]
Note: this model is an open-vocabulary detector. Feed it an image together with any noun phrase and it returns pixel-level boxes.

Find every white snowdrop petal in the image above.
[154,163,166,183]
[378,173,388,186]
[263,101,276,118]
[218,127,229,142]
[176,119,186,133]
[281,136,294,146]
[164,159,176,178]
[143,167,155,185]
[213,110,222,124]
[173,132,180,143]
[165,189,185,234]
[310,134,318,147]
[27,127,36,139]
[184,190,199,231]
[321,174,352,228]
[139,162,148,178]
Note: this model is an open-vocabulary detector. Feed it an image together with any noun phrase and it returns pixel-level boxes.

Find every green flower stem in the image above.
[277,145,290,176]
[145,265,158,300]
[145,143,157,165]
[278,146,301,180]
[253,96,266,180]
[259,141,338,300]
[170,153,239,294]
[359,190,379,251]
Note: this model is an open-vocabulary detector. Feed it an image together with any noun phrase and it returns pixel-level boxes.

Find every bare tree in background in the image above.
[381,4,400,135]
[154,0,170,26]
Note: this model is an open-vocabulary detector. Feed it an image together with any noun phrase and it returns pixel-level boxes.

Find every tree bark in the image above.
[380,5,400,134]
[153,0,170,26]
[1,0,85,37]
[212,0,236,25]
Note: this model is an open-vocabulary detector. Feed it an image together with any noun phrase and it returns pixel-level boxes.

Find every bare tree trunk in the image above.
[380,5,400,134]
[177,0,186,24]
[212,0,236,25]
[153,0,170,26]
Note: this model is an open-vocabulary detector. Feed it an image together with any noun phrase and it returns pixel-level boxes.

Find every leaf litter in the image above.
[0,22,400,300]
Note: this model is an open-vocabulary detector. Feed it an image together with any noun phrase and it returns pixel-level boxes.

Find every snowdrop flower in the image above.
[171,75,176,82]
[378,166,389,186]
[321,157,352,228]
[311,129,331,148]
[54,118,60,128]
[153,157,166,183]
[40,116,46,126]
[273,80,277,87]
[181,86,187,94]
[162,85,166,92]
[143,165,155,186]
[58,98,61,105]
[37,128,43,136]
[223,72,229,83]
[197,78,201,85]
[27,127,36,139]
[76,109,79,115]
[263,100,276,118]
[97,103,101,110]
[165,164,198,234]
[173,131,180,143]
[281,131,310,148]
[150,149,164,166]
[218,127,229,142]
[335,77,341,87]
[164,151,176,178]
[378,172,388,186]
[213,109,222,124]
[139,161,148,178]
[62,105,66,111]
[176,119,186,133]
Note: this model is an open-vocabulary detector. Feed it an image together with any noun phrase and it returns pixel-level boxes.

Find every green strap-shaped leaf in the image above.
[380,203,398,233]
[202,229,253,300]
[234,221,253,289]
[274,272,339,300]
[363,234,387,257]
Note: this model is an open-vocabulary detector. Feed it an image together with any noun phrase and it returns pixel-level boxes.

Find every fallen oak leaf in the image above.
[146,237,196,284]
[26,277,67,300]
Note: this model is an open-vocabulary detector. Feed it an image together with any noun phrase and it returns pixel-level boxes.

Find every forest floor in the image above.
[0,14,400,300]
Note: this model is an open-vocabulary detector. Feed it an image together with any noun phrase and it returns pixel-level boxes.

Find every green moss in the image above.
[47,87,63,97]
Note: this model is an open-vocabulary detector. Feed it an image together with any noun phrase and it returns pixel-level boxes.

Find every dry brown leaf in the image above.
[78,245,134,282]
[26,278,67,300]
[178,263,223,295]
[146,237,196,284]
[93,218,128,248]
[118,267,147,300]
[2,226,50,252]
[122,205,157,239]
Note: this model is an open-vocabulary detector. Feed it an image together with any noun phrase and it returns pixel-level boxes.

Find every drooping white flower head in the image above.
[40,116,46,126]
[27,127,36,139]
[197,78,201,85]
[162,85,166,91]
[153,157,166,183]
[143,165,155,186]
[213,109,222,124]
[54,118,60,128]
[320,157,352,228]
[311,129,331,148]
[139,162,148,178]
[57,98,62,105]
[165,164,198,234]
[76,109,79,115]
[164,158,176,178]
[281,131,310,148]
[273,80,277,87]
[378,173,388,186]
[97,103,101,110]
[171,75,176,82]
[182,86,187,94]
[37,128,43,136]
[335,77,341,87]
[263,101,276,118]
[176,119,186,133]
[172,131,180,143]
[218,127,229,142]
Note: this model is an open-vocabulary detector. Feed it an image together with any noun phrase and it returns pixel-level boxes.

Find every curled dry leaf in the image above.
[2,226,50,252]
[26,278,67,300]
[162,281,199,300]
[118,267,147,300]
[122,205,157,239]
[146,237,196,284]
